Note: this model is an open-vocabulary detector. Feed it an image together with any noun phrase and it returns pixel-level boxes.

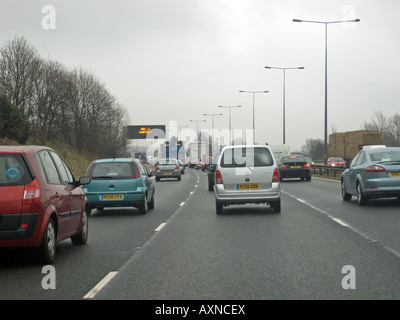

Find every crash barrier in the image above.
[311,164,346,179]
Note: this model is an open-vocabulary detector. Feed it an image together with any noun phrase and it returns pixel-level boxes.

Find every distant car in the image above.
[279,154,311,181]
[327,157,346,167]
[207,163,216,191]
[155,158,181,181]
[177,159,185,174]
[341,146,400,205]
[83,158,155,214]
[214,145,281,214]
[0,145,90,264]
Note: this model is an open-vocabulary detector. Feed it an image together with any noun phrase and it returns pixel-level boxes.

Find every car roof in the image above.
[0,145,52,154]
[94,158,134,163]
[365,147,400,153]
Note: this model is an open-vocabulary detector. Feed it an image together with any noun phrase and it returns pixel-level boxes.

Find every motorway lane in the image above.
[94,171,400,299]
[281,177,400,258]
[0,169,199,299]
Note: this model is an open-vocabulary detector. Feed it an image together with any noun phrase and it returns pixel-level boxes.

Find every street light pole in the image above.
[218,105,242,145]
[264,67,304,145]
[239,91,268,144]
[203,113,223,154]
[293,18,360,163]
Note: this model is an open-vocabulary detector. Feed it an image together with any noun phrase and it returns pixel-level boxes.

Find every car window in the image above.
[50,151,74,184]
[90,162,137,179]
[220,147,273,167]
[0,154,31,186]
[350,153,360,167]
[355,152,365,166]
[137,161,147,176]
[281,155,307,163]
[159,159,177,165]
[35,150,62,184]
[369,151,400,162]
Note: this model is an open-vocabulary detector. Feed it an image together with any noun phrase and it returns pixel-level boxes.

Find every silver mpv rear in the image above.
[214,145,281,214]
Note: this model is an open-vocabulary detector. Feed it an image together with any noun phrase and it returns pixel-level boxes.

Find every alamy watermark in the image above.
[42,5,56,30]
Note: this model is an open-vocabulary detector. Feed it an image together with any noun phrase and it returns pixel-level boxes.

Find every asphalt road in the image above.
[1,169,400,301]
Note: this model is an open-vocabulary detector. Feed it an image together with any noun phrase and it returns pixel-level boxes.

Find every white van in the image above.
[214,145,281,214]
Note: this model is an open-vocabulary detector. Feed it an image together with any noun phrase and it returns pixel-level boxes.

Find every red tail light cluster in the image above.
[175,165,180,170]
[272,168,280,183]
[304,163,310,168]
[215,170,223,184]
[365,165,386,173]
[23,178,41,204]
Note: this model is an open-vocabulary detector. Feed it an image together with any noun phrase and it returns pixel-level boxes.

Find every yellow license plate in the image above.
[238,184,260,190]
[102,194,123,200]
[290,166,301,169]
[164,172,172,175]
[389,172,400,177]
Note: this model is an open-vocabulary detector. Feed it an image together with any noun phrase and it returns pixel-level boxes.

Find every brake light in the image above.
[272,168,280,183]
[156,165,160,171]
[132,162,141,178]
[23,178,41,205]
[175,165,180,170]
[282,164,287,168]
[304,163,310,168]
[215,170,223,184]
[365,165,386,173]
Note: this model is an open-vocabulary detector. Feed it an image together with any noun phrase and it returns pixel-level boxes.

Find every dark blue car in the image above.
[341,146,400,205]
[83,158,155,214]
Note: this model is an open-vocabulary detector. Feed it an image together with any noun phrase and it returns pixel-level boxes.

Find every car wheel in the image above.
[208,180,214,191]
[341,180,352,201]
[177,176,181,181]
[271,199,281,213]
[138,196,148,214]
[35,218,56,264]
[357,182,368,206]
[216,202,223,215]
[148,193,155,210]
[71,210,88,245]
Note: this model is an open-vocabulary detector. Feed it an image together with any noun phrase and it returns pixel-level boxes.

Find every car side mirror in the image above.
[79,177,91,185]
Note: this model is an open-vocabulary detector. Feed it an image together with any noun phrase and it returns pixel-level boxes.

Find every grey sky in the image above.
[1,0,399,151]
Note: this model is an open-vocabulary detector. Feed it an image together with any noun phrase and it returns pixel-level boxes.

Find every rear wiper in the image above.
[93,176,112,179]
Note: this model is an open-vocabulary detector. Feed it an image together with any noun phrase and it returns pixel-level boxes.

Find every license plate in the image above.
[101,194,123,200]
[389,172,400,177]
[164,172,172,175]
[290,166,301,169]
[238,184,260,190]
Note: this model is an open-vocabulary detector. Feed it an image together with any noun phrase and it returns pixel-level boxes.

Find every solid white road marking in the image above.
[83,271,118,299]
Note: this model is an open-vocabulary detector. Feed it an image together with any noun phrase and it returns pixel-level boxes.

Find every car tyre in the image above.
[148,193,155,210]
[138,196,148,214]
[34,218,56,264]
[357,182,368,206]
[216,202,223,215]
[71,210,88,245]
[341,180,352,201]
[271,198,281,213]
[208,180,214,191]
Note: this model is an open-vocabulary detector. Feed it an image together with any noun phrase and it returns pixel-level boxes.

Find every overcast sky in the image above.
[1,0,399,151]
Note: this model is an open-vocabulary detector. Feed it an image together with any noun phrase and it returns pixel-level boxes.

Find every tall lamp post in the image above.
[239,91,268,144]
[203,113,223,154]
[293,18,360,162]
[218,105,242,145]
[264,66,304,145]
[189,119,206,142]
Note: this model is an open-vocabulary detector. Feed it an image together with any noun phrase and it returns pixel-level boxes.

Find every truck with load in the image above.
[329,130,383,164]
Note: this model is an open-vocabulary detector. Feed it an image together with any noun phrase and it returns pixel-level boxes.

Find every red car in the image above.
[327,157,346,167]
[0,145,90,263]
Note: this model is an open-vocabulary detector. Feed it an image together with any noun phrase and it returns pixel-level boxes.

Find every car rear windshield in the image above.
[369,151,400,163]
[90,162,138,179]
[281,155,307,163]
[158,159,177,165]
[220,147,274,167]
[0,154,32,186]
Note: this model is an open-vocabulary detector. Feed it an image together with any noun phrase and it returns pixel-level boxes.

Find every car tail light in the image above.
[282,164,287,168]
[304,163,310,168]
[272,168,280,183]
[365,165,386,173]
[156,165,160,171]
[175,165,180,170]
[23,178,41,205]
[132,162,141,178]
[215,170,223,184]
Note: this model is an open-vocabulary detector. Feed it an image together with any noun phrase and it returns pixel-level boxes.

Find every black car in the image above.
[279,155,311,181]
[207,163,216,191]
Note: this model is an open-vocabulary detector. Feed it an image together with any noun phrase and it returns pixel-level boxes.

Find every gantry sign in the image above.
[126,125,166,139]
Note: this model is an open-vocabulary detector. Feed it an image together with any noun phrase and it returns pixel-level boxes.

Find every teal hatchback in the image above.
[83,158,155,215]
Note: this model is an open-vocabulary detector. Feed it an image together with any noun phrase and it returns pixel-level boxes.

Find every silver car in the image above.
[214,145,281,214]
[155,158,181,181]
[341,146,400,205]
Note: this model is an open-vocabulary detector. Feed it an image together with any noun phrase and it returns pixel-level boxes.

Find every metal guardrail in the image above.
[311,164,347,179]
